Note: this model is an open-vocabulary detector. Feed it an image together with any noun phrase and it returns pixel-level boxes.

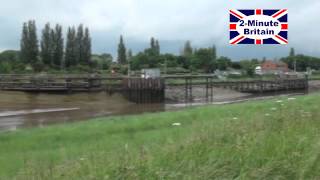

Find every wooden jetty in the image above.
[0,74,309,103]
[164,75,309,101]
[122,78,165,103]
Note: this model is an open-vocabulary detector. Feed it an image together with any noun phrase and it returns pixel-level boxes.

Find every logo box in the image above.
[229,9,288,44]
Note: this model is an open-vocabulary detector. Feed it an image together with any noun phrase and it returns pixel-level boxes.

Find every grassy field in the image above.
[310,74,320,80]
[1,93,320,179]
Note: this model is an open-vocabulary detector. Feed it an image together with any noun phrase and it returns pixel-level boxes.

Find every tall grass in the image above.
[1,93,320,179]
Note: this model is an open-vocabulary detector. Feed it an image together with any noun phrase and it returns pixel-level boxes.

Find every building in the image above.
[141,68,161,79]
[256,61,289,75]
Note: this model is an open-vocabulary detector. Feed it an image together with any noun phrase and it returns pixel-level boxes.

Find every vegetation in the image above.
[20,20,39,66]
[1,20,320,75]
[281,54,320,72]
[1,93,320,179]
[117,35,127,65]
[40,23,64,69]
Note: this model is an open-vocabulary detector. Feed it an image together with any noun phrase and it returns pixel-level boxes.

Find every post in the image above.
[206,77,209,102]
[189,78,193,102]
[185,78,188,102]
[210,77,213,102]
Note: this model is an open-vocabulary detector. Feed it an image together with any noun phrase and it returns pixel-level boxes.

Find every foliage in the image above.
[191,47,217,73]
[40,23,52,66]
[20,20,39,67]
[12,21,320,74]
[239,59,260,77]
[216,56,232,70]
[117,35,127,64]
[91,53,113,70]
[52,24,64,68]
[182,40,193,57]
[41,23,64,69]
[65,27,77,68]
[281,54,320,71]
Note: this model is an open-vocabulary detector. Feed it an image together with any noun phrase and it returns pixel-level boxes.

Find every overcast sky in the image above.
[0,0,319,60]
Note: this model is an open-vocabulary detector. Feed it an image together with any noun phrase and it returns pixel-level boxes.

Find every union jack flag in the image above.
[229,9,288,44]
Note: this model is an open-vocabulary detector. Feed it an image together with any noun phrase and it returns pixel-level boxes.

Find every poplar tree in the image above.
[211,45,217,60]
[40,23,52,66]
[76,24,84,64]
[150,37,156,50]
[27,20,39,64]
[20,20,39,64]
[155,40,160,55]
[65,27,77,67]
[82,27,91,65]
[127,49,133,61]
[289,47,295,57]
[211,45,217,72]
[183,41,193,57]
[52,24,64,68]
[20,22,29,64]
[117,35,127,64]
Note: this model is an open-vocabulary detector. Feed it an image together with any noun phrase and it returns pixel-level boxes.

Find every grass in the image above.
[1,93,320,179]
[310,74,320,80]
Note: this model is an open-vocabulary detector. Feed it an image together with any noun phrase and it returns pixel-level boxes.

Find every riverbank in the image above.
[1,93,320,179]
[165,85,252,103]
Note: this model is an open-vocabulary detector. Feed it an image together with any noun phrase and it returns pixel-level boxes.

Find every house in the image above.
[141,68,161,79]
[256,61,289,75]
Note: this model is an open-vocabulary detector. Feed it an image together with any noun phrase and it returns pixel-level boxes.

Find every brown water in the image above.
[0,83,314,131]
[0,91,165,131]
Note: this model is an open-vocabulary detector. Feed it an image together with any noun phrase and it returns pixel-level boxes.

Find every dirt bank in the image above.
[309,80,320,93]
[165,85,252,103]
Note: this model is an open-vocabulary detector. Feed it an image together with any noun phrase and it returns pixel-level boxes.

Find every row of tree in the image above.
[20,20,92,71]
[117,36,224,73]
[116,36,320,75]
[1,20,319,74]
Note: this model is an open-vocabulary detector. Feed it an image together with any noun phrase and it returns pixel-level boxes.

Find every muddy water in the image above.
[0,91,165,131]
[0,80,316,132]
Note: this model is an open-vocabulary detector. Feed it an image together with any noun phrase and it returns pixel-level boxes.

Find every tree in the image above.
[41,23,64,69]
[52,24,64,68]
[155,40,160,55]
[127,49,133,62]
[117,35,127,64]
[65,27,77,68]
[289,47,295,57]
[217,56,232,70]
[281,54,320,71]
[76,24,84,64]
[27,20,39,65]
[192,48,215,73]
[150,37,156,50]
[41,23,52,66]
[83,27,91,66]
[183,41,193,57]
[20,20,39,65]
[20,22,29,64]
[148,37,160,56]
[211,45,217,60]
[239,59,258,77]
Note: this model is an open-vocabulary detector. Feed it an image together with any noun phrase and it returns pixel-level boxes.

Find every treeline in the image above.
[116,36,232,74]
[19,20,92,72]
[281,48,320,71]
[0,20,320,74]
[117,36,320,75]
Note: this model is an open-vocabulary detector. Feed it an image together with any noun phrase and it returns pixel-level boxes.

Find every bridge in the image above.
[0,74,309,103]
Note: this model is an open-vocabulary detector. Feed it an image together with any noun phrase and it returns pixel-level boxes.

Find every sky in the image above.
[0,0,319,60]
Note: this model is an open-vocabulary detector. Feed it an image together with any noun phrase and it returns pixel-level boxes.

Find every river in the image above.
[0,80,318,131]
[0,91,166,131]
